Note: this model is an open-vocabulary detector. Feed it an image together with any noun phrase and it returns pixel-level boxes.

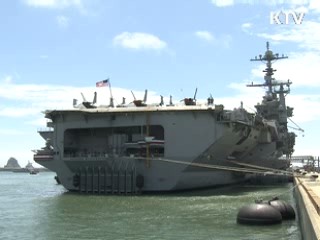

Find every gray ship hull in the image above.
[35,106,263,193]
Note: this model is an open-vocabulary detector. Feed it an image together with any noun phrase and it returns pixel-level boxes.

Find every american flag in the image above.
[96,79,109,87]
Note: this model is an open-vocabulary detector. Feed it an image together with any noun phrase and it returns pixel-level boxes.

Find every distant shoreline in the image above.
[0,168,52,172]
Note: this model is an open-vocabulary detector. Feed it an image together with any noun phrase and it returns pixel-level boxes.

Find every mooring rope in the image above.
[124,156,293,176]
[272,181,301,199]
[252,180,301,202]
[228,160,292,175]
[136,156,298,203]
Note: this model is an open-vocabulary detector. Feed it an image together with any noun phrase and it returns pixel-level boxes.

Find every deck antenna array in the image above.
[182,88,198,106]
[160,95,164,106]
[74,92,97,108]
[131,90,136,101]
[131,90,148,107]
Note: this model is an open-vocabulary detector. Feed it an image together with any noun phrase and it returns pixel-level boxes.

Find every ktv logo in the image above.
[270,10,305,25]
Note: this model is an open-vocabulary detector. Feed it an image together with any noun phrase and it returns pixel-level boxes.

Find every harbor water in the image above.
[0,172,301,240]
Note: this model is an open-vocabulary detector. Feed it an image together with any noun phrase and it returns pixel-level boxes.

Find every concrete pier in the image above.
[294,173,320,240]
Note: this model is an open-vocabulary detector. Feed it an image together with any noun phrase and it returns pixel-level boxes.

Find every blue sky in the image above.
[1,0,320,167]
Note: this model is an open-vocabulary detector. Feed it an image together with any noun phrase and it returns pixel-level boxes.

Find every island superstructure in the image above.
[230,42,296,170]
[34,43,296,194]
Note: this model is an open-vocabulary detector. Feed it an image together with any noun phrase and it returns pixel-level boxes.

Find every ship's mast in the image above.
[248,42,294,127]
[247,42,291,97]
[248,42,297,158]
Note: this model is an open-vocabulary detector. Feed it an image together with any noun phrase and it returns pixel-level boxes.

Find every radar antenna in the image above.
[193,88,198,101]
[131,91,136,100]
[247,41,291,95]
[78,92,97,109]
[182,88,197,106]
[131,89,147,107]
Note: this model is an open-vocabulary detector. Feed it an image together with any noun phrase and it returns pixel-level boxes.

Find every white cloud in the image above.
[241,23,254,35]
[267,0,308,5]
[258,21,320,51]
[287,94,320,123]
[309,0,320,12]
[211,0,311,7]
[195,31,214,42]
[0,107,40,117]
[194,31,232,48]
[113,32,167,50]
[211,0,234,7]
[210,0,318,8]
[0,129,26,135]
[56,15,69,28]
[272,52,320,87]
[293,6,309,13]
[0,81,78,118]
[0,78,164,120]
[241,23,252,29]
[23,0,86,14]
[26,117,49,126]
[3,75,13,84]
[25,0,56,7]
[242,23,252,28]
[24,0,83,8]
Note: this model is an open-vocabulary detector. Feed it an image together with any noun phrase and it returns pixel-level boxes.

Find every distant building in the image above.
[4,157,21,169]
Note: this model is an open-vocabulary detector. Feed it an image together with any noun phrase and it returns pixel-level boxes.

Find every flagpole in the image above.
[108,78,114,107]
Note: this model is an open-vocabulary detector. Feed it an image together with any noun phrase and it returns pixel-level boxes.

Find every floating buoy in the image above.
[269,198,295,220]
[237,203,282,225]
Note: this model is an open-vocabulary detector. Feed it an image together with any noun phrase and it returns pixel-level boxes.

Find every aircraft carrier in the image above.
[34,43,296,194]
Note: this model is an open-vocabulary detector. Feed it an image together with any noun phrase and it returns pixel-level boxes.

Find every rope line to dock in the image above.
[124,156,293,176]
[228,160,291,175]
[271,181,301,199]
[253,181,300,202]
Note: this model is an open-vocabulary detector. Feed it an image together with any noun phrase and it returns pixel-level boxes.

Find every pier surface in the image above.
[294,173,320,240]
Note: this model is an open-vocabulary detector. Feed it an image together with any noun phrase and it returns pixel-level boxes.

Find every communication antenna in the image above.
[193,88,198,101]
[131,91,136,100]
